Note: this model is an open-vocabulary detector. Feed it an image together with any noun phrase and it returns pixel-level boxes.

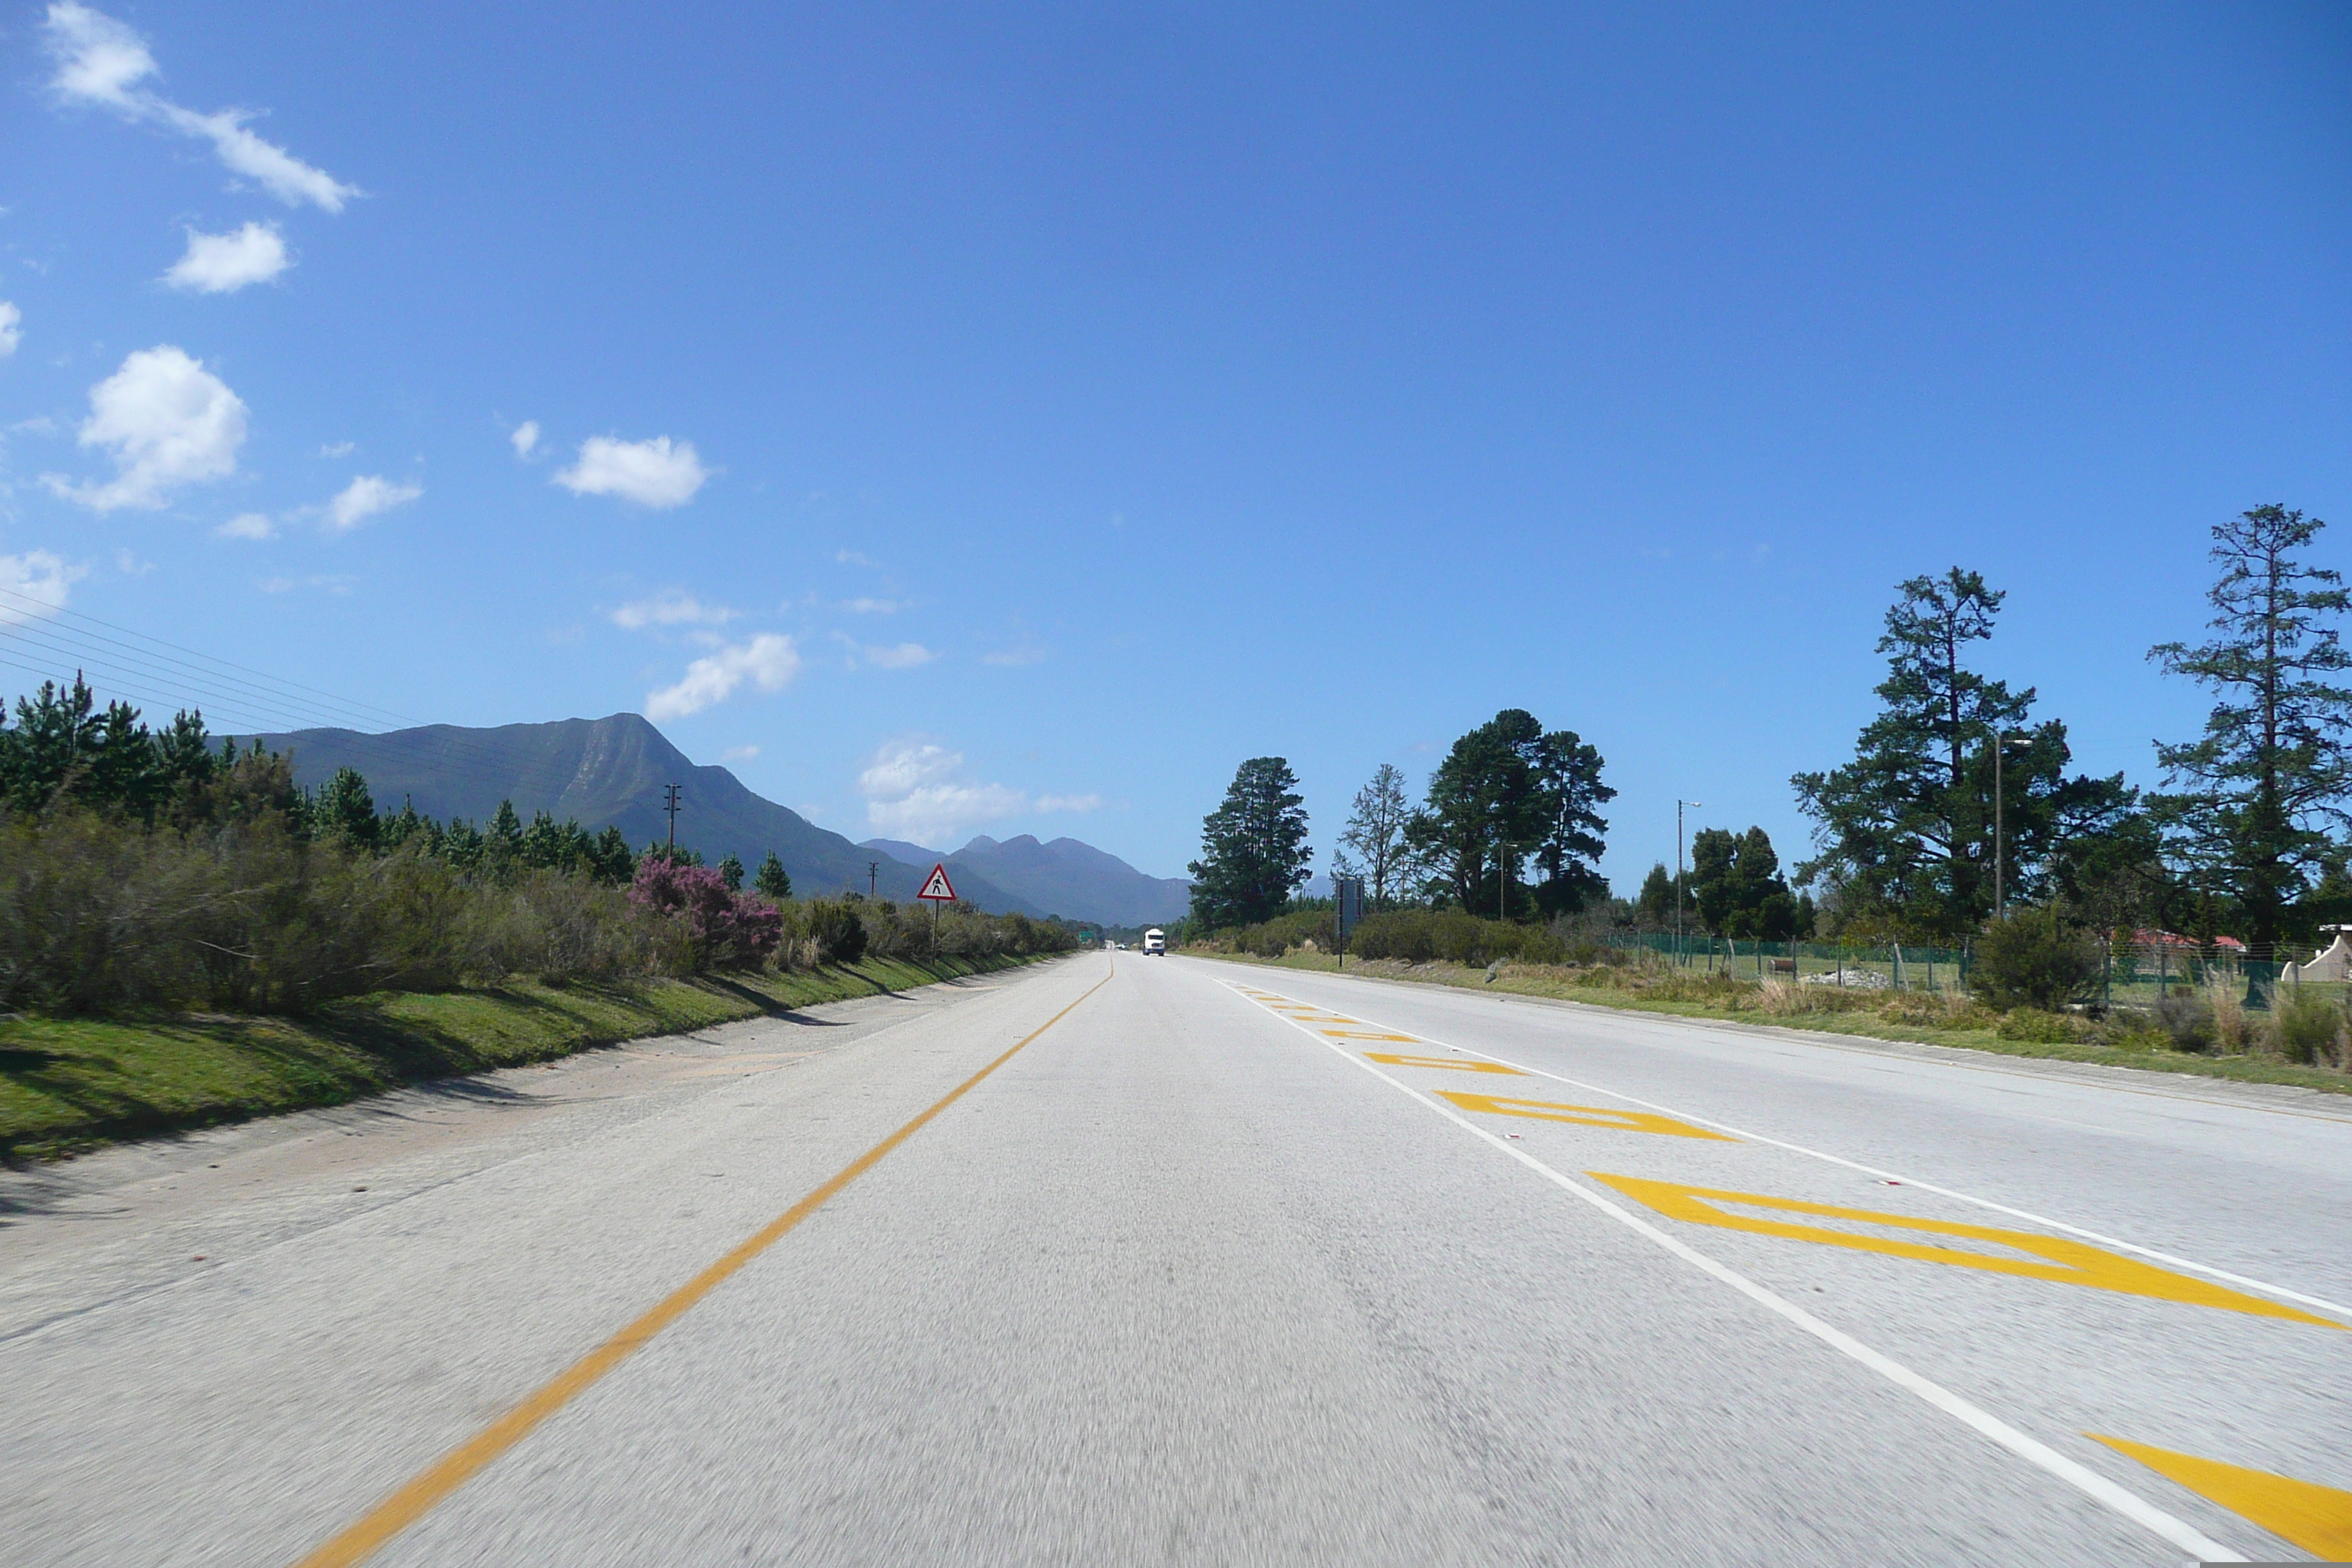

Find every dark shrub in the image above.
[1968,906,2102,1013]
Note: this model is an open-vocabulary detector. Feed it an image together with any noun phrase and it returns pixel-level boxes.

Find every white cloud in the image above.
[863,641,935,669]
[720,745,760,764]
[983,644,1049,667]
[645,632,798,721]
[47,344,246,511]
[216,511,275,540]
[1034,794,1104,813]
[554,434,707,508]
[835,549,877,568]
[41,1,151,108]
[318,440,354,458]
[510,420,540,459]
[611,589,736,630]
[164,222,288,292]
[113,546,154,576]
[324,474,421,532]
[0,301,20,356]
[43,4,360,212]
[0,551,83,628]
[853,737,1095,844]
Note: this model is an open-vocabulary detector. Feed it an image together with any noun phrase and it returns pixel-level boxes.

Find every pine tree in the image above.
[1338,763,1414,908]
[1406,709,1613,919]
[2149,505,2352,956]
[718,852,745,892]
[755,851,792,900]
[1188,757,1312,930]
[1794,569,2131,939]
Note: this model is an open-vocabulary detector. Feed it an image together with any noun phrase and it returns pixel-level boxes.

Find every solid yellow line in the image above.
[290,963,1114,1568]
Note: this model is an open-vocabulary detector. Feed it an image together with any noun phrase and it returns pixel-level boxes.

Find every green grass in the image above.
[1203,949,2352,1098]
[0,954,1050,1160]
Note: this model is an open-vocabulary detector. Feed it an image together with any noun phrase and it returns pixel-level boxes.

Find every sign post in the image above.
[1334,875,1364,971]
[916,862,957,945]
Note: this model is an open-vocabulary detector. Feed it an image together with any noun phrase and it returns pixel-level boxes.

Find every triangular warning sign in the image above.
[916,863,957,902]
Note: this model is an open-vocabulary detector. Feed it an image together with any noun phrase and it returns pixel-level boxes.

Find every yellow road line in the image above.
[290,965,1115,1568]
[1438,1092,1734,1139]
[2089,1434,2352,1558]
[1589,1172,2344,1327]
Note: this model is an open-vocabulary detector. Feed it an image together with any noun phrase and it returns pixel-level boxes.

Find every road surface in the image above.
[3,952,2348,1565]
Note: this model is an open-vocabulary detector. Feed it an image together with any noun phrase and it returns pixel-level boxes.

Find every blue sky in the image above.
[4,1,2348,889]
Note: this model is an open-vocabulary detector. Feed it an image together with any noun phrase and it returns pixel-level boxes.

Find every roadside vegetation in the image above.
[1180,504,2352,1093]
[0,679,1080,1157]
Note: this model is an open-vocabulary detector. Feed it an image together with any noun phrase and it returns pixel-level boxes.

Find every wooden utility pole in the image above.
[663,783,683,847]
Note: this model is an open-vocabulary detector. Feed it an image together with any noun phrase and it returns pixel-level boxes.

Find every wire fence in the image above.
[1601,932,2303,1009]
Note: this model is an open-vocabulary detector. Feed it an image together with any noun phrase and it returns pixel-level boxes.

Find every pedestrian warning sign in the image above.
[917,863,957,902]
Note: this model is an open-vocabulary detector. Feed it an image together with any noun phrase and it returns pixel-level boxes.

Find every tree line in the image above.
[1185,503,2349,965]
[0,678,1077,1016]
[1186,707,1615,932]
[1791,505,2349,960]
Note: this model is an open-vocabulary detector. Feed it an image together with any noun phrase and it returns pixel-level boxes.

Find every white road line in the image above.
[1215,978,2247,1566]
[1229,972,2352,1324]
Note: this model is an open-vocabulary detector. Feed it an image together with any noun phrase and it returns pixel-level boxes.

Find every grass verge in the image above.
[0,954,1050,1161]
[1202,949,2352,1098]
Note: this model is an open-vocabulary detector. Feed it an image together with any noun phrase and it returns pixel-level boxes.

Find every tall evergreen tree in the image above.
[717,852,745,892]
[312,766,380,850]
[2148,505,2352,956]
[1337,763,1415,909]
[1689,826,1798,938]
[1406,709,1613,918]
[1188,757,1312,930]
[754,850,792,900]
[1634,863,1676,930]
[1794,569,2131,939]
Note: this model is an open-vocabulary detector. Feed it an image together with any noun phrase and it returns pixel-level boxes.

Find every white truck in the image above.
[1142,928,1166,956]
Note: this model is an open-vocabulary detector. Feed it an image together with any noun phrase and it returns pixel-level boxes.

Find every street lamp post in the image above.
[1677,800,1702,964]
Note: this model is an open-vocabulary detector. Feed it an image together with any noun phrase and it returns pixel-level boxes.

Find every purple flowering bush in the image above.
[629,858,782,972]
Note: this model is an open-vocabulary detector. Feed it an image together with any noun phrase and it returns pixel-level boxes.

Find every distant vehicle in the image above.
[1142,928,1166,956]
[1117,942,1129,950]
[1103,939,1117,951]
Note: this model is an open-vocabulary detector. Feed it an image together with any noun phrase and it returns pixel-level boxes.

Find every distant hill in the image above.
[244,715,1041,913]
[860,832,1191,927]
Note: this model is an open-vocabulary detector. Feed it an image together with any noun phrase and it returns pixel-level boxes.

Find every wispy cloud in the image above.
[0,301,20,357]
[325,474,421,532]
[835,549,878,568]
[164,222,289,293]
[46,344,246,511]
[983,644,1049,667]
[720,745,760,764]
[318,440,354,458]
[216,511,275,540]
[555,434,707,508]
[611,589,736,630]
[645,633,799,721]
[0,551,83,627]
[854,736,1096,844]
[43,3,360,212]
[836,631,935,670]
[510,420,540,459]
[258,573,354,595]
[843,597,900,614]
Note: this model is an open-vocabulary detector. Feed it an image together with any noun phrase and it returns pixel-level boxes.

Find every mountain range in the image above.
[244,713,1188,927]
[859,834,1191,927]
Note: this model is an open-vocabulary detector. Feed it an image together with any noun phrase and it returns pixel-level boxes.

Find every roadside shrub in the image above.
[783,898,868,967]
[1995,1007,2092,1044]
[1968,906,2103,1013]
[1347,910,1566,968]
[2154,992,2217,1053]
[628,859,782,973]
[2270,987,2345,1067]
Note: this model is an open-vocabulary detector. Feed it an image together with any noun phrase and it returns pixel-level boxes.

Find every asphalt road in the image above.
[4,952,2348,1566]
